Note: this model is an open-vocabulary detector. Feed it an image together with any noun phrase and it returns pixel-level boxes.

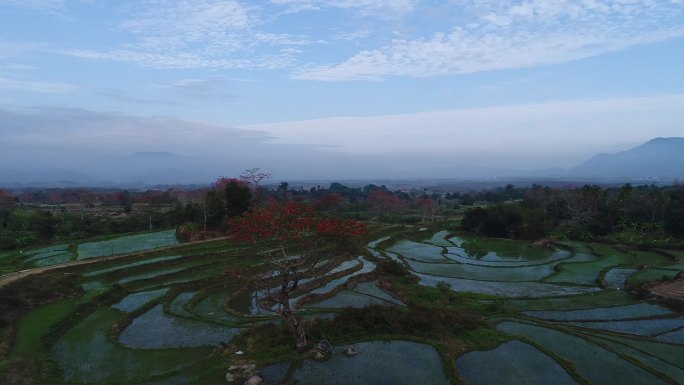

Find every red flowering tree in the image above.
[230,201,366,350]
[367,189,404,218]
[315,192,344,212]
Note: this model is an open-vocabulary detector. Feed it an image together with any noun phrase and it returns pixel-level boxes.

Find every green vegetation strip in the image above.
[83,255,184,277]
[564,316,684,337]
[111,288,170,313]
[118,304,241,348]
[655,328,684,344]
[443,249,571,267]
[630,269,681,285]
[305,291,396,309]
[523,303,673,321]
[117,261,208,285]
[451,237,555,262]
[415,272,600,298]
[423,230,454,247]
[603,268,638,289]
[404,258,557,282]
[496,321,668,385]
[50,308,210,384]
[191,290,243,324]
[76,230,179,260]
[261,340,452,385]
[387,240,449,262]
[456,340,579,385]
[505,290,634,311]
[583,334,684,382]
[600,334,684,369]
[11,298,80,358]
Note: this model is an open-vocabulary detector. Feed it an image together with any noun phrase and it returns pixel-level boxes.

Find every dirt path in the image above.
[644,274,684,302]
[0,236,234,289]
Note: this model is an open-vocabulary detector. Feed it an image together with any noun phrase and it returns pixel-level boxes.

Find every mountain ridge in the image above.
[566,137,684,178]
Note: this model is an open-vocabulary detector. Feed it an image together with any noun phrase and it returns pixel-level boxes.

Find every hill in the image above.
[566,137,684,179]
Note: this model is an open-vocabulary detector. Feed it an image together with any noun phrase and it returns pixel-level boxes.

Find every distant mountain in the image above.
[129,151,180,159]
[567,137,684,179]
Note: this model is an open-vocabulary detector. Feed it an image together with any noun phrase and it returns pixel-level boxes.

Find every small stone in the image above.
[228,365,240,371]
[315,340,333,354]
[342,347,358,357]
[241,364,256,373]
[225,372,235,382]
[242,373,264,385]
[235,350,244,355]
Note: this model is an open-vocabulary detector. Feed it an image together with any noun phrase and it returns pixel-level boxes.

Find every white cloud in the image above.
[0,106,269,154]
[241,94,684,168]
[163,78,237,100]
[0,0,64,10]
[296,0,684,80]
[64,0,304,69]
[10,0,684,79]
[118,0,253,50]
[270,0,418,17]
[0,76,78,93]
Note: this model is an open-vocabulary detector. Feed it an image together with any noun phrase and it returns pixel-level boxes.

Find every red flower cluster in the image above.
[316,217,367,238]
[230,201,366,244]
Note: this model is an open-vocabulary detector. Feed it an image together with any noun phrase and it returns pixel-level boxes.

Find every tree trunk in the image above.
[282,309,307,350]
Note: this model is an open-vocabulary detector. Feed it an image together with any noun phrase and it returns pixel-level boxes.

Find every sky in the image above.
[1,0,684,183]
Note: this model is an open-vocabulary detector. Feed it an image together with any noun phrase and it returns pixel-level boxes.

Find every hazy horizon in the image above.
[1,1,684,182]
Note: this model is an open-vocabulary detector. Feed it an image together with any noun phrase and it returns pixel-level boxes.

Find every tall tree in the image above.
[224,180,252,217]
[230,202,366,350]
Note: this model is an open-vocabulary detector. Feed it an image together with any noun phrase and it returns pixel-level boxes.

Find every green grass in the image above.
[629,269,682,285]
[76,230,179,260]
[118,304,241,349]
[415,272,600,298]
[656,328,684,344]
[169,291,198,318]
[455,237,555,262]
[6,229,683,385]
[603,268,638,289]
[564,317,684,337]
[83,255,184,277]
[545,255,627,285]
[497,321,668,385]
[11,299,80,358]
[387,240,449,262]
[554,241,594,253]
[261,340,453,385]
[191,290,243,324]
[404,259,557,282]
[117,260,209,285]
[656,250,684,261]
[111,288,169,313]
[456,340,580,385]
[504,290,635,311]
[351,281,405,305]
[50,308,211,383]
[31,253,75,267]
[304,290,397,309]
[591,334,684,369]
[584,334,684,382]
[423,230,454,247]
[443,249,572,267]
[523,303,673,321]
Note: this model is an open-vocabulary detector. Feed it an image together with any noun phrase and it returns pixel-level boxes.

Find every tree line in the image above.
[461,184,684,245]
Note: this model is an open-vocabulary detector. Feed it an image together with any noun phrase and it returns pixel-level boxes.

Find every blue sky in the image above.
[1,0,684,181]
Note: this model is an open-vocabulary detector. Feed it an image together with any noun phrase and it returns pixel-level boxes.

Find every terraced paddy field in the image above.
[0,230,182,274]
[1,228,682,384]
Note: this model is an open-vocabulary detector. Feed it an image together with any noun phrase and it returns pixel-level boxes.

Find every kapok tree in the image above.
[230,201,366,350]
